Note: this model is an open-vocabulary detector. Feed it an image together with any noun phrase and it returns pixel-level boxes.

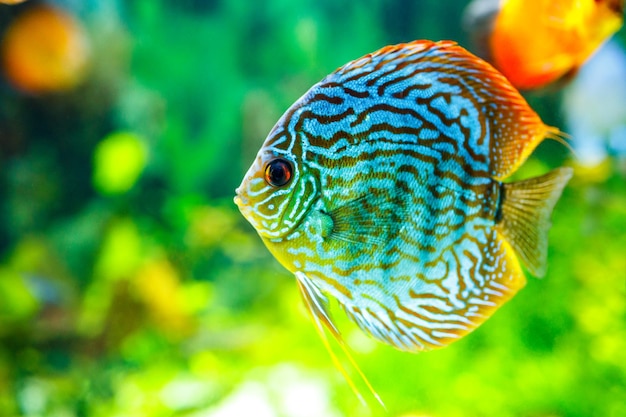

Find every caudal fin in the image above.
[496,167,573,277]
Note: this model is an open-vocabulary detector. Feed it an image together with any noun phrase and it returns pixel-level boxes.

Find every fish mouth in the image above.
[233,187,247,208]
[233,187,261,232]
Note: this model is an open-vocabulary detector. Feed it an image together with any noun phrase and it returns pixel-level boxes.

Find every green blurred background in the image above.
[1,1,625,416]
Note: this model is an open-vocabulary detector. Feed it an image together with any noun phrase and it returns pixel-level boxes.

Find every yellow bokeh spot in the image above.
[189,351,220,376]
[570,158,613,184]
[185,205,236,249]
[133,257,193,337]
[93,132,148,195]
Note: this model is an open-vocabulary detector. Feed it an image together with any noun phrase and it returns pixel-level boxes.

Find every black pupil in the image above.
[265,159,292,187]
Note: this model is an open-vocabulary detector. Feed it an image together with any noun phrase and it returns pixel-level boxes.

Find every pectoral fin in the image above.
[327,192,403,247]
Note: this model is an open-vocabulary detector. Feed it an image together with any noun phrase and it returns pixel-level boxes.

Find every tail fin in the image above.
[496,167,573,277]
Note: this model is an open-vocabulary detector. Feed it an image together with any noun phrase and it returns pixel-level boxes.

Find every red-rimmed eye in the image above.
[264,159,292,187]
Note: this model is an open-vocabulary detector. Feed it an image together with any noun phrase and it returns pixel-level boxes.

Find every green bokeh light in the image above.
[93,132,148,195]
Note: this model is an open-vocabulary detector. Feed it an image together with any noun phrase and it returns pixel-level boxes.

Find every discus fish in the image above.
[235,40,572,403]
[464,0,624,90]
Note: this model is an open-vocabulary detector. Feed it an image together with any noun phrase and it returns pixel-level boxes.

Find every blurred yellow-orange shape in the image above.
[1,5,90,93]
[468,0,624,90]
[0,0,28,4]
[134,257,194,338]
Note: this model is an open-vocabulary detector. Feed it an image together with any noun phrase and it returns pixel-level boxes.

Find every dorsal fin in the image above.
[496,167,573,276]
[330,40,557,180]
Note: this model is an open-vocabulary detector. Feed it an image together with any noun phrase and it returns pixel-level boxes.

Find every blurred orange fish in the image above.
[1,5,90,93]
[464,0,624,90]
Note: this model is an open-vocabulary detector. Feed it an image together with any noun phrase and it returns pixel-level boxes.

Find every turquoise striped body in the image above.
[235,41,564,351]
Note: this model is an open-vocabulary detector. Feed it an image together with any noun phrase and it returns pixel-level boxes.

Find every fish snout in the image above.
[233,187,247,207]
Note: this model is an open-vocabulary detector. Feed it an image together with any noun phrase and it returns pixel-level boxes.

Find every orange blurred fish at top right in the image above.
[464,0,624,90]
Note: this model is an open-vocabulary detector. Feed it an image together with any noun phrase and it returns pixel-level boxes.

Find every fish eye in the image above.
[264,158,293,187]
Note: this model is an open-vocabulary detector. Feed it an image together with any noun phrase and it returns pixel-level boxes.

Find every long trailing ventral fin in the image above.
[295,272,386,410]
